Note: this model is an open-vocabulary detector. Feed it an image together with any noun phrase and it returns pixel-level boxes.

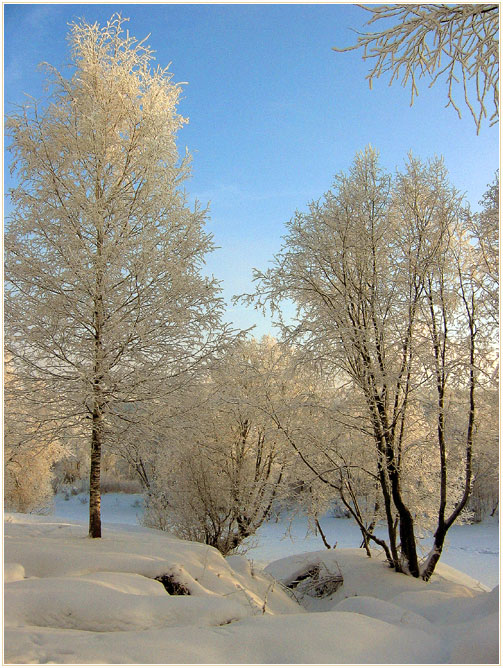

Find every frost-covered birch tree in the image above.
[5,15,233,538]
[244,148,490,579]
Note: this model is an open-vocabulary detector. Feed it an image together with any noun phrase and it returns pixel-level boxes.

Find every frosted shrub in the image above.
[4,447,55,514]
[4,359,62,513]
[141,339,300,554]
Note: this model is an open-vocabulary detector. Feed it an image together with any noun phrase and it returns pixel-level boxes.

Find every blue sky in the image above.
[4,3,499,336]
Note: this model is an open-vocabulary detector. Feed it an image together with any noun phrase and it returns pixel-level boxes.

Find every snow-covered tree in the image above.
[4,358,63,513]
[469,172,499,329]
[257,378,387,554]
[336,4,499,133]
[142,338,300,554]
[460,174,499,521]
[5,15,233,537]
[468,384,499,520]
[245,148,491,579]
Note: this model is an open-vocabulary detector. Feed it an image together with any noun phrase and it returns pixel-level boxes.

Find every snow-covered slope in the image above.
[266,548,499,664]
[4,513,500,664]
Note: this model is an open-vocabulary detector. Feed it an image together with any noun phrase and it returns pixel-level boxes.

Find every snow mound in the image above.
[333,595,434,633]
[4,563,25,583]
[4,512,298,615]
[6,571,252,632]
[4,513,499,664]
[265,548,490,609]
[447,605,500,664]
[4,612,449,664]
[390,585,498,625]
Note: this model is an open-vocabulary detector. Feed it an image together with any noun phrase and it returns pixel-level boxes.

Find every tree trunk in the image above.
[89,409,102,538]
[89,211,105,538]
[377,412,419,575]
[315,517,333,550]
[370,430,400,569]
[386,456,419,576]
[420,524,446,581]
[395,504,419,576]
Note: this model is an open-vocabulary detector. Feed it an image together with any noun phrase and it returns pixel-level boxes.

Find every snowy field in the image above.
[4,493,500,664]
[51,492,500,587]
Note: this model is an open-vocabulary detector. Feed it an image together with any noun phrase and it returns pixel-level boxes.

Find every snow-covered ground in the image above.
[4,507,500,664]
[51,492,500,587]
[52,491,145,526]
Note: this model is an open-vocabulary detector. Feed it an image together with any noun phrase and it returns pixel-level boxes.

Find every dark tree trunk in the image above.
[89,214,105,539]
[89,411,102,538]
[420,524,446,581]
[383,445,419,576]
[395,503,419,577]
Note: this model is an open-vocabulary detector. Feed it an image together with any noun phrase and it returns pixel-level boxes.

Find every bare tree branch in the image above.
[335,4,499,133]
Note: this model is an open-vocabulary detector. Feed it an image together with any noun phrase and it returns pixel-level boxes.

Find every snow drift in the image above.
[4,513,499,664]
